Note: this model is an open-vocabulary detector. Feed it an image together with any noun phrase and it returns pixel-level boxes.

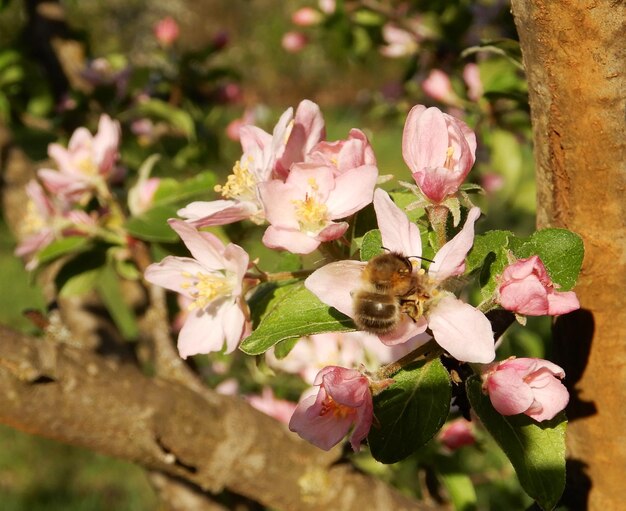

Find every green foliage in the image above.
[36,237,92,266]
[239,283,355,355]
[360,229,383,261]
[96,264,138,340]
[368,359,451,464]
[467,376,566,510]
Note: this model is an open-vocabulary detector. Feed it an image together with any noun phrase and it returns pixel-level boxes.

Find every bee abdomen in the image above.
[353,291,400,334]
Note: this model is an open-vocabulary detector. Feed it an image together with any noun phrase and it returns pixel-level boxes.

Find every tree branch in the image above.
[0,325,432,511]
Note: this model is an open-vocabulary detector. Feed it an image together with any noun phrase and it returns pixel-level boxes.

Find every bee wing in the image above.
[305,260,366,318]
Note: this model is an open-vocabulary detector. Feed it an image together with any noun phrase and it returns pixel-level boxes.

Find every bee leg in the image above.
[400,299,423,322]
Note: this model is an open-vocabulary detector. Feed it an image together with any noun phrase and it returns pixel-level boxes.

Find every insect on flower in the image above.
[352,251,434,335]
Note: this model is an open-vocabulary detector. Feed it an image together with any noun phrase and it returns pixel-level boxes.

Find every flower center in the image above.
[319,395,354,420]
[214,158,257,201]
[20,201,47,236]
[181,271,233,310]
[292,194,328,234]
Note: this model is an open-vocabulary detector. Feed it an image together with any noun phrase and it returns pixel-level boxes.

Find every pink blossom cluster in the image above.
[179,100,379,254]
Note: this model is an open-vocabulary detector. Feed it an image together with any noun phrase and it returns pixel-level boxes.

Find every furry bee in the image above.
[352,252,431,335]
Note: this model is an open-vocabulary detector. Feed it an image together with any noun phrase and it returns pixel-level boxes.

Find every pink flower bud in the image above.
[292,7,322,26]
[289,366,373,451]
[282,31,309,53]
[438,418,476,450]
[402,105,477,203]
[422,69,459,105]
[154,16,180,47]
[482,357,569,422]
[318,0,336,14]
[463,63,483,101]
[497,256,580,316]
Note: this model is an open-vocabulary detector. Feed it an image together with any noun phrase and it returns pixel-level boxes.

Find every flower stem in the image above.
[426,205,449,249]
[245,269,315,283]
[375,339,443,380]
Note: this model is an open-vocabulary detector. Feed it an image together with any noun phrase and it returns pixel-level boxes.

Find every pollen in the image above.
[444,146,455,169]
[319,395,354,420]
[214,159,256,200]
[292,194,328,234]
[185,271,233,310]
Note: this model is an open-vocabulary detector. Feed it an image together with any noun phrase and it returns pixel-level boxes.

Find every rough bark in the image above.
[510,2,626,509]
[0,326,431,511]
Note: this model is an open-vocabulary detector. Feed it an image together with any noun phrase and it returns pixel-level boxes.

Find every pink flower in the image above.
[463,63,483,101]
[144,219,251,357]
[482,357,569,422]
[306,189,495,363]
[154,16,180,47]
[422,69,461,106]
[289,366,374,451]
[318,0,336,14]
[38,114,121,203]
[247,388,297,425]
[266,331,426,385]
[258,161,378,254]
[15,180,95,269]
[402,105,477,203]
[178,100,325,226]
[497,256,580,316]
[282,31,309,53]
[438,418,476,450]
[380,23,419,58]
[292,7,322,26]
[304,128,377,176]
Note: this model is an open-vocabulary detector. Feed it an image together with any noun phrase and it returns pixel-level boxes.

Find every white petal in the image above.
[373,188,422,257]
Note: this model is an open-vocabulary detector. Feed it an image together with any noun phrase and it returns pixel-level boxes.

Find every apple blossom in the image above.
[305,189,495,363]
[154,16,180,46]
[38,114,122,204]
[463,63,483,101]
[304,128,377,176]
[497,256,580,316]
[282,31,309,53]
[380,24,419,58]
[144,219,251,358]
[402,105,477,203]
[291,7,322,26]
[258,161,378,254]
[289,366,375,451]
[438,418,476,450]
[15,180,95,270]
[266,331,426,385]
[246,387,297,425]
[178,100,325,227]
[482,357,569,422]
[422,69,461,106]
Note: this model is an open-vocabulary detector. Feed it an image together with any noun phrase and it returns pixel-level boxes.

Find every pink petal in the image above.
[305,260,365,318]
[547,291,580,315]
[525,377,569,421]
[499,277,550,315]
[177,306,227,358]
[287,164,335,200]
[402,106,449,174]
[144,256,206,297]
[430,207,481,281]
[257,180,300,230]
[325,165,378,218]
[167,219,226,270]
[222,243,250,292]
[239,125,272,154]
[487,367,535,415]
[412,166,465,203]
[262,225,321,254]
[373,188,422,257]
[220,300,247,353]
[289,395,353,450]
[427,295,494,363]
[177,200,258,227]
[316,221,349,242]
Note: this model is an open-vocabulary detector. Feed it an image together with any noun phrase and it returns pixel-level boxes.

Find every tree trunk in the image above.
[511,1,626,509]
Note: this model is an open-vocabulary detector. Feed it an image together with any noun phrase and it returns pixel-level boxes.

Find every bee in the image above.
[352,252,431,335]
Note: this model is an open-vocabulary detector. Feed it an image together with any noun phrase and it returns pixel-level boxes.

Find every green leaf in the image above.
[438,472,477,511]
[152,171,216,206]
[368,359,452,464]
[136,99,196,140]
[512,229,584,291]
[58,268,102,297]
[125,204,179,242]
[55,249,107,297]
[466,376,566,510]
[462,39,523,70]
[466,230,514,299]
[96,265,139,340]
[360,229,382,261]
[273,337,299,359]
[240,283,354,355]
[36,236,92,265]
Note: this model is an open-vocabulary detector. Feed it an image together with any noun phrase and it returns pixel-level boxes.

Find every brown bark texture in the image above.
[511,1,626,509]
[0,325,429,511]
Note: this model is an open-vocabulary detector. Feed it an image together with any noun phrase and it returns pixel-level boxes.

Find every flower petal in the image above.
[325,165,378,218]
[525,376,569,421]
[262,225,322,254]
[547,291,580,315]
[144,256,206,297]
[167,219,226,270]
[177,199,258,227]
[487,367,535,415]
[305,260,365,318]
[427,295,494,363]
[373,188,422,257]
[430,207,481,281]
[177,306,227,358]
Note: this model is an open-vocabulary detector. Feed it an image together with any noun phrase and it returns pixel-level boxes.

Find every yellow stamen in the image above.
[20,201,46,236]
[319,395,354,419]
[185,272,232,310]
[292,194,328,234]
[444,146,455,169]
[214,158,256,200]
